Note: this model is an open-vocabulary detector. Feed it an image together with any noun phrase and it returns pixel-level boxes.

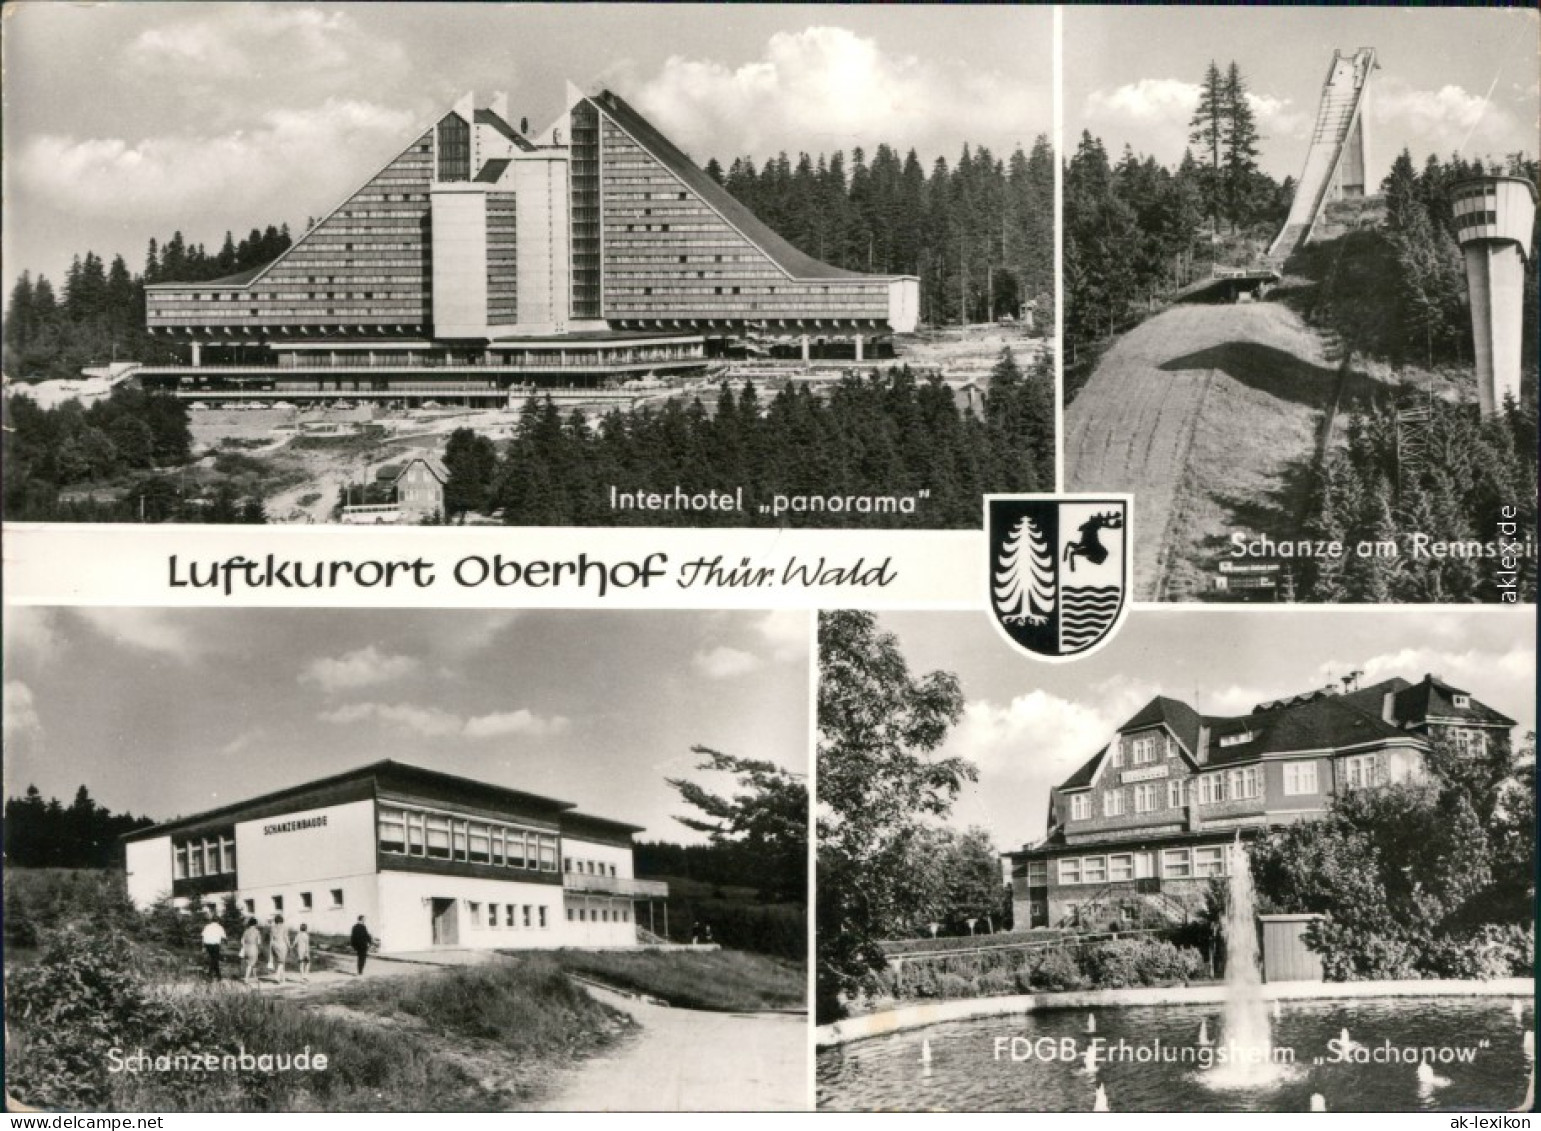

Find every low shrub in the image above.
[1080,937,1203,989]
[976,969,1015,997]
[1028,948,1084,992]
[5,928,219,1109]
[934,973,972,999]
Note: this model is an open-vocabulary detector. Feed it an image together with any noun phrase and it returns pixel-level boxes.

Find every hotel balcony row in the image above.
[562,874,669,898]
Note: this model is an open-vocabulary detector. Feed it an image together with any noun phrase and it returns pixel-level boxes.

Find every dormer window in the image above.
[1219,731,1254,748]
[1452,694,1470,708]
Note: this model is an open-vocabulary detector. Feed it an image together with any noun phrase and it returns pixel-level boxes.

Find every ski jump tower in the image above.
[1450,176,1537,416]
[1268,48,1377,260]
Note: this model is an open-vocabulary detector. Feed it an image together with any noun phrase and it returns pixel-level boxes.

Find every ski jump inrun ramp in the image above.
[1268,47,1377,260]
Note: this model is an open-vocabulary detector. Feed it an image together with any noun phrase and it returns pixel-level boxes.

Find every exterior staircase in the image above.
[1058,882,1192,931]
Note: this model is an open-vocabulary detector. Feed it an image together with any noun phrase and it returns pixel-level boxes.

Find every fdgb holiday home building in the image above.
[123,761,668,952]
[1005,674,1516,929]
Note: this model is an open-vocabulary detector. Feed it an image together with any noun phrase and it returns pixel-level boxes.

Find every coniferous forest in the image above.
[4,785,154,870]
[438,348,1053,528]
[705,137,1056,325]
[4,226,293,381]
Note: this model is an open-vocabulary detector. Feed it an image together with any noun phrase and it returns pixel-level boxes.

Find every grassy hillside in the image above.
[1066,301,1376,600]
[543,948,805,1013]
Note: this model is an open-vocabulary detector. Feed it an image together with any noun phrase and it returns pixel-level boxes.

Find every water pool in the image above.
[817,996,1533,1112]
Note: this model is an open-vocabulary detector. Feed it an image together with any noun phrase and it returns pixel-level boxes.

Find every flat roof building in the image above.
[141,86,919,404]
[123,760,668,953]
[1003,673,1515,931]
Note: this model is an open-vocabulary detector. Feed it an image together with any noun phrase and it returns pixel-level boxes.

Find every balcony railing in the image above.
[562,874,669,898]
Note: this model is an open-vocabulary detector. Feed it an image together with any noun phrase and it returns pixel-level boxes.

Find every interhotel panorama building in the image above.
[141,85,919,404]
[123,761,668,953]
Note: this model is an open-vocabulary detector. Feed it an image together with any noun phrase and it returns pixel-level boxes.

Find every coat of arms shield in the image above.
[985,494,1132,660]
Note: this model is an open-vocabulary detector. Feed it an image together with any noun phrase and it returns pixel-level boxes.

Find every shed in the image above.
[1258,913,1326,982]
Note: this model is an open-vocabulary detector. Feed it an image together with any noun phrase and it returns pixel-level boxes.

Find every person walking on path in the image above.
[201,912,226,980]
[350,915,373,975]
[270,914,291,984]
[240,918,262,984]
[294,924,312,983]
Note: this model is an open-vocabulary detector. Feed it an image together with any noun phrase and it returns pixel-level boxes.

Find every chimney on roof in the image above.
[1196,723,1210,765]
[1382,690,1397,725]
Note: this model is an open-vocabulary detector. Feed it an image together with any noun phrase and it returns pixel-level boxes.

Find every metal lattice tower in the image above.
[1394,386,1434,504]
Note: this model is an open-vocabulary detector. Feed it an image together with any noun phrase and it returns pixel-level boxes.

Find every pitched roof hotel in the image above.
[141,87,919,404]
[123,761,669,952]
[1003,674,1515,930]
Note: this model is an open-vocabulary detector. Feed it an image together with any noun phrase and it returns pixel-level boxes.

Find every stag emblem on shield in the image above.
[1064,510,1125,573]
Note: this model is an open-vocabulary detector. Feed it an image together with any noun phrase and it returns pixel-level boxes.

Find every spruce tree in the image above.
[1188,61,1226,228]
[1221,62,1262,229]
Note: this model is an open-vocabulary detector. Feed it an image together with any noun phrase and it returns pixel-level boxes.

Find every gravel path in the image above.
[543,982,808,1112]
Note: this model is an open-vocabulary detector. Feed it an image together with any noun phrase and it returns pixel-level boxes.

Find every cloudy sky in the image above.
[2,3,1051,288]
[1067,6,1539,185]
[3,608,808,844]
[868,607,1536,853]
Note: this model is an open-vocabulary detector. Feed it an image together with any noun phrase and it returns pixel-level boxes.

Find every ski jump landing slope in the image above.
[1065,303,1338,600]
[1268,48,1376,260]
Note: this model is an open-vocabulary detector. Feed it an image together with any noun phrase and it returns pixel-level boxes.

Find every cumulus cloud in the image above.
[301,645,420,693]
[1373,78,1524,160]
[630,26,1044,161]
[755,612,809,663]
[3,608,64,667]
[319,701,567,739]
[946,682,1157,785]
[462,710,570,739]
[72,608,199,657]
[4,681,42,740]
[126,6,409,97]
[692,646,763,681]
[1082,78,1305,166]
[16,98,416,224]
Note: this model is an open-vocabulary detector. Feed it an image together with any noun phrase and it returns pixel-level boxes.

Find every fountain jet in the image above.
[1086,1012,1097,1034]
[920,1039,932,1065]
[1416,1061,1450,1091]
[1198,1019,1212,1046]
[1213,833,1272,1083]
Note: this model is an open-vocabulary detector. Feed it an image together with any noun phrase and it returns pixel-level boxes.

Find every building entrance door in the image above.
[1134,851,1156,879]
[431,898,459,946]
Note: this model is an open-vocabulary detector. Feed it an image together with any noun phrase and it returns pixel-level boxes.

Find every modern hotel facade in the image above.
[123,761,668,953]
[141,86,919,404]
[1004,674,1515,929]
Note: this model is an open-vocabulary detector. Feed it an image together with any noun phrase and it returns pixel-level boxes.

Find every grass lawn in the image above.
[540,948,806,1013]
